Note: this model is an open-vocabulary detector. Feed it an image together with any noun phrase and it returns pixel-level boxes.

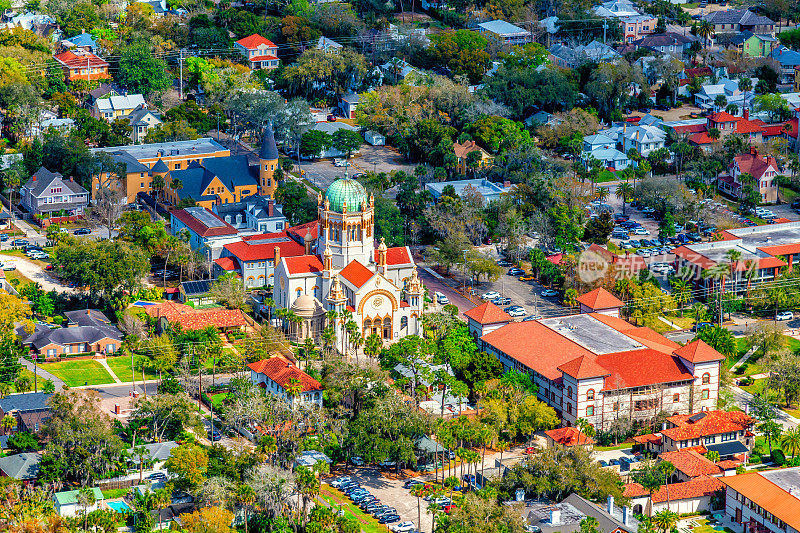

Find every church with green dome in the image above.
[271,176,424,353]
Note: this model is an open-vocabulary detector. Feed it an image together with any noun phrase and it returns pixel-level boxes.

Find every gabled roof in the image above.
[54,49,109,69]
[23,167,86,197]
[545,426,595,446]
[576,287,623,310]
[339,260,374,288]
[661,410,753,441]
[674,339,725,363]
[128,441,179,464]
[625,475,724,503]
[144,301,249,330]
[374,246,413,265]
[595,349,693,389]
[215,256,239,271]
[721,472,800,531]
[0,392,52,413]
[55,487,104,505]
[660,449,722,477]
[558,355,610,379]
[236,34,276,49]
[248,356,322,391]
[283,255,324,276]
[171,208,238,238]
[0,452,41,480]
[734,151,779,180]
[287,221,319,244]
[464,302,513,325]
[224,232,306,262]
[708,111,738,123]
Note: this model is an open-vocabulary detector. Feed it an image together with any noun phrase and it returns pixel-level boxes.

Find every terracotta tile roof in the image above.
[339,260,374,288]
[586,243,615,262]
[224,233,306,262]
[249,54,279,61]
[464,302,513,324]
[650,475,724,503]
[785,117,798,138]
[558,355,610,379]
[759,243,800,257]
[596,349,694,390]
[215,256,239,271]
[576,287,623,310]
[453,140,488,159]
[735,118,765,134]
[236,34,276,49]
[248,356,322,391]
[374,246,412,265]
[722,473,800,531]
[661,410,754,441]
[671,124,707,134]
[172,208,238,238]
[674,339,725,363]
[708,111,738,123]
[716,459,741,470]
[761,123,788,137]
[672,246,716,269]
[54,50,109,68]
[589,312,638,332]
[734,151,779,181]
[689,132,717,145]
[145,301,249,330]
[633,433,662,445]
[545,426,595,446]
[284,255,324,275]
[287,221,319,244]
[623,482,649,498]
[660,449,721,478]
[625,327,681,352]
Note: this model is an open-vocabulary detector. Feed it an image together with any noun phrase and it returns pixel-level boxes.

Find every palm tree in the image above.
[286,377,303,405]
[781,427,800,458]
[697,20,714,49]
[411,484,426,532]
[658,460,676,511]
[739,77,752,114]
[595,186,610,202]
[653,509,679,533]
[496,440,510,464]
[132,444,150,483]
[1,414,17,435]
[76,487,96,532]
[236,484,257,533]
[714,94,728,113]
[153,486,171,532]
[364,332,382,359]
[670,279,691,317]
[257,435,278,464]
[616,182,634,215]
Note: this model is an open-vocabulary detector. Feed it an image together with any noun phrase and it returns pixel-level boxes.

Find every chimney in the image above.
[503,181,511,188]
[550,509,561,526]
[268,199,275,216]
[750,146,758,156]
[70,177,74,182]
[622,506,630,526]
[32,175,36,182]
[743,108,749,120]
[274,245,281,265]
[607,496,614,515]
[86,309,91,315]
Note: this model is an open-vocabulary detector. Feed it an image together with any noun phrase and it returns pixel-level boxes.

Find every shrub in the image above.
[771,449,786,466]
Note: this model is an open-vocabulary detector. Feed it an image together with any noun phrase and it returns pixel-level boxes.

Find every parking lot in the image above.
[299,144,418,190]
[477,272,573,319]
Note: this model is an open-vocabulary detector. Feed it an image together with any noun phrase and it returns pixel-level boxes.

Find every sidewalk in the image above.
[19,357,65,391]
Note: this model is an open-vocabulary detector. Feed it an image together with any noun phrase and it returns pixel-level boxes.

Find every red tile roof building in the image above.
[215,231,307,288]
[624,475,724,516]
[476,292,725,431]
[464,302,512,338]
[234,34,280,70]
[723,148,780,203]
[576,286,624,316]
[720,469,800,533]
[632,410,754,456]
[145,301,251,331]
[54,49,110,81]
[545,426,595,447]
[248,356,323,407]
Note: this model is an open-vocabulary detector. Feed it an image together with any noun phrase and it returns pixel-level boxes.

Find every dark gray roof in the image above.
[109,151,150,174]
[22,167,86,198]
[181,279,214,296]
[0,452,41,480]
[129,441,179,465]
[704,8,774,26]
[0,436,8,449]
[151,159,169,173]
[0,392,53,413]
[64,309,111,328]
[89,84,114,100]
[634,32,694,47]
[524,493,637,533]
[259,123,278,161]
[730,30,754,45]
[24,325,122,350]
[213,195,284,222]
[172,155,258,202]
[127,107,161,126]
[706,440,749,456]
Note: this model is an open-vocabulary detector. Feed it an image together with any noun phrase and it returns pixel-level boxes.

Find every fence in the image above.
[36,215,83,229]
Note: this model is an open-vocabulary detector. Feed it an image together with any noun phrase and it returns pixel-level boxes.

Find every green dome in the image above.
[325,178,367,212]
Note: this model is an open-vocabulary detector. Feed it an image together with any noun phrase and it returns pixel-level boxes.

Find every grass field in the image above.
[40,359,115,387]
[102,488,130,499]
[693,519,735,533]
[594,443,633,451]
[319,487,387,533]
[106,355,159,383]
[209,391,233,408]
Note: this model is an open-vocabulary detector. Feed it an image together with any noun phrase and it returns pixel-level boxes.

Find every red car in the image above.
[443,505,456,514]
[327,114,337,122]
[45,264,54,271]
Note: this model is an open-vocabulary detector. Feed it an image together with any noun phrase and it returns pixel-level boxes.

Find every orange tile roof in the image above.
[248,356,322,391]
[225,233,306,262]
[660,449,721,478]
[558,355,610,379]
[708,111,738,123]
[596,349,694,389]
[54,50,109,68]
[689,132,717,145]
[672,245,716,269]
[215,256,239,271]
[339,260,374,288]
[236,34,276,49]
[734,151,779,181]
[576,287,623,310]
[374,246,412,265]
[287,220,319,243]
[758,243,800,257]
[250,54,279,61]
[452,140,488,159]
[674,339,725,363]
[735,118,765,134]
[721,472,800,530]
[624,476,724,503]
[633,433,663,445]
[716,459,741,470]
[545,426,595,446]
[464,302,513,325]
[145,301,249,330]
[284,255,324,275]
[661,410,753,441]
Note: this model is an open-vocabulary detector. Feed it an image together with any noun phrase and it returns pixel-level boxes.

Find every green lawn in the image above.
[781,187,799,205]
[320,487,388,533]
[786,336,800,353]
[693,519,735,533]
[594,443,633,451]
[209,391,233,409]
[664,315,695,330]
[102,488,130,499]
[40,359,115,387]
[740,378,767,395]
[106,355,159,383]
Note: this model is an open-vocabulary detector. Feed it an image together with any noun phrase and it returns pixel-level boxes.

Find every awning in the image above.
[706,440,749,457]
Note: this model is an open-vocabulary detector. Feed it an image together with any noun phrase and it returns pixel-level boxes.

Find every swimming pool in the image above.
[132,301,156,307]
[107,500,132,513]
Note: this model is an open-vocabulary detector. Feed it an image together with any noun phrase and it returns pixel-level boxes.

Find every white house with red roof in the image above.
[272,177,423,351]
[718,147,780,203]
[235,34,280,70]
[475,292,725,431]
[633,410,754,456]
[248,356,323,407]
[464,301,512,339]
[215,230,307,288]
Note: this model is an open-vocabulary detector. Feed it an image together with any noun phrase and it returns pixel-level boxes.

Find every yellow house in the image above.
[452,141,494,174]
[92,94,147,121]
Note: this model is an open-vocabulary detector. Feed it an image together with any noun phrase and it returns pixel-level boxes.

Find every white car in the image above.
[541,289,558,297]
[350,456,364,466]
[776,311,794,321]
[333,158,348,167]
[505,307,527,318]
[633,228,650,235]
[390,522,416,532]
[481,291,500,300]
[435,292,450,305]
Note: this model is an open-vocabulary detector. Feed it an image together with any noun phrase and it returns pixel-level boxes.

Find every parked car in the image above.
[379,515,401,524]
[208,429,223,441]
[519,275,535,281]
[504,306,527,318]
[496,260,511,267]
[492,296,511,306]
[540,289,558,297]
[73,228,91,235]
[10,239,28,246]
[350,456,364,466]
[333,158,347,167]
[390,522,416,532]
[693,322,713,332]
[481,291,500,300]
[435,292,450,305]
[404,480,423,489]
[776,311,794,321]
[508,267,524,276]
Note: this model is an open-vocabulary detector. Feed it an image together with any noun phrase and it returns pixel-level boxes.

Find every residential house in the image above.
[170,206,239,253]
[215,231,306,287]
[128,441,179,470]
[145,301,252,334]
[317,36,343,51]
[625,475,725,516]
[693,77,756,111]
[164,155,260,209]
[54,488,104,517]
[340,93,359,119]
[179,280,216,306]
[549,41,621,68]
[234,34,280,70]
[634,410,754,457]
[593,0,641,18]
[688,110,766,150]
[720,467,800,533]
[426,178,512,204]
[545,426,595,448]
[581,134,631,170]
[477,20,532,46]
[127,106,162,144]
[703,10,775,37]
[213,196,287,235]
[451,140,494,173]
[611,124,666,157]
[17,308,123,359]
[0,453,41,482]
[249,356,324,407]
[521,494,637,533]
[53,49,109,82]
[295,450,333,469]
[473,291,725,431]
[718,148,780,202]
[632,32,695,56]
[60,31,99,54]
[91,93,146,121]
[0,392,53,434]
[621,14,658,43]
[31,110,75,138]
[770,45,800,84]
[20,167,89,220]
[671,222,800,293]
[302,122,362,159]
[730,31,776,57]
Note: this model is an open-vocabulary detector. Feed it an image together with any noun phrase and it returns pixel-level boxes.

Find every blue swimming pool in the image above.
[107,501,132,513]
[132,301,156,307]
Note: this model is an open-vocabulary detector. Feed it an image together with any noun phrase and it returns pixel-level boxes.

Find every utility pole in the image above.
[603,20,608,44]
[179,48,184,100]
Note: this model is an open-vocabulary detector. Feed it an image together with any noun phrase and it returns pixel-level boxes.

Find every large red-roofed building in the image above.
[248,356,323,407]
[234,34,280,70]
[472,292,725,431]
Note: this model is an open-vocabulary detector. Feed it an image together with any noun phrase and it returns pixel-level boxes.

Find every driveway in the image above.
[1,255,75,293]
